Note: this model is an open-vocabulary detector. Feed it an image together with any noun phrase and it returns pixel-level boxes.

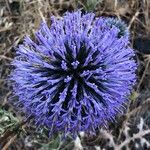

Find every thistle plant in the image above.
[11,11,136,137]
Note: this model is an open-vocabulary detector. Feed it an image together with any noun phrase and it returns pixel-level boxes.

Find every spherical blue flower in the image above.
[11,11,136,137]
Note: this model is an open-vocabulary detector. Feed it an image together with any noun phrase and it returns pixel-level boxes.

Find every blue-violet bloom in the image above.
[11,11,137,137]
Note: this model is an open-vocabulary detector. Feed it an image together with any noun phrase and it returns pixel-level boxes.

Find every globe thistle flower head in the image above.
[106,18,129,38]
[11,11,136,137]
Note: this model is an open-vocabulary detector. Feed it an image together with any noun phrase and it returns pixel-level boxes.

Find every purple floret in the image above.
[11,11,137,137]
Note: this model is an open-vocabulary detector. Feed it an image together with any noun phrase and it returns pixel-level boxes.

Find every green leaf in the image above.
[0,108,19,135]
[81,0,103,12]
